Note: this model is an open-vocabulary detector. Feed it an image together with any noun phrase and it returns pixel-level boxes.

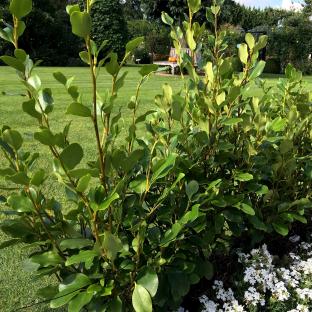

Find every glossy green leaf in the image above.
[234,203,255,216]
[132,283,152,312]
[79,51,90,65]
[7,194,33,212]
[3,129,23,150]
[34,129,55,146]
[249,61,266,80]
[272,222,289,236]
[222,118,243,126]
[68,291,93,312]
[51,274,91,308]
[151,154,177,185]
[66,4,80,15]
[0,56,25,72]
[65,250,99,266]
[30,251,64,267]
[6,172,30,185]
[245,33,255,50]
[59,143,84,170]
[238,43,248,64]
[137,268,159,297]
[96,192,119,212]
[9,0,32,19]
[188,0,201,14]
[234,172,253,182]
[161,12,173,26]
[70,11,92,39]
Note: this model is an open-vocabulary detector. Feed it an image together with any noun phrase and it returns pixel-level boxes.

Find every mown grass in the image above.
[0,66,311,311]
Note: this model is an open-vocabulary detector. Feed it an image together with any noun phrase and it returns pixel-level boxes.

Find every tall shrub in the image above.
[0,0,311,311]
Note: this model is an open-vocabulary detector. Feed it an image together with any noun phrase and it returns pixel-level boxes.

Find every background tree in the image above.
[90,0,128,59]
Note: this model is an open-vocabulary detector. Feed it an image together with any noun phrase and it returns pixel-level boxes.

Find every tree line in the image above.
[1,0,312,72]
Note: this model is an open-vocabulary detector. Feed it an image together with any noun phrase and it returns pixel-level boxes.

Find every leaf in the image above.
[222,118,243,126]
[65,250,99,266]
[188,0,201,14]
[234,172,253,182]
[22,99,42,120]
[151,154,177,185]
[160,223,183,247]
[9,0,32,19]
[34,129,55,146]
[249,61,266,80]
[161,12,174,26]
[66,4,80,15]
[38,88,54,114]
[7,194,33,212]
[0,56,25,72]
[272,222,289,236]
[95,192,119,212]
[30,251,64,267]
[137,268,159,297]
[76,174,92,193]
[66,102,92,117]
[70,11,92,39]
[27,75,42,90]
[106,53,119,76]
[132,283,152,312]
[103,232,123,262]
[79,51,90,65]
[186,28,196,51]
[126,37,144,54]
[59,143,84,170]
[107,297,123,312]
[60,239,93,251]
[53,72,67,85]
[68,291,93,312]
[245,33,255,50]
[6,172,30,185]
[14,49,27,61]
[139,64,159,77]
[51,274,92,308]
[3,129,23,150]
[270,117,287,132]
[234,203,255,216]
[31,169,46,186]
[186,180,199,200]
[238,43,248,65]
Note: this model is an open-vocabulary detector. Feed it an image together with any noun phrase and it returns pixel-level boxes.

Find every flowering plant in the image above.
[199,239,312,312]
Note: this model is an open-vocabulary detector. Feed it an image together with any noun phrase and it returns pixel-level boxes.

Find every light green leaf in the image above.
[234,172,253,182]
[139,64,159,77]
[272,222,289,236]
[222,118,243,126]
[161,12,173,26]
[7,194,33,212]
[65,250,99,266]
[238,43,248,64]
[249,61,266,80]
[245,33,255,50]
[0,56,25,72]
[137,268,159,297]
[188,0,202,14]
[9,0,32,19]
[70,11,92,39]
[132,283,152,312]
[66,4,80,15]
[234,203,255,216]
[30,251,64,267]
[3,129,23,150]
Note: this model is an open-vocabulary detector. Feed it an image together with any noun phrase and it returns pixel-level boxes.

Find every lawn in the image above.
[0,66,311,311]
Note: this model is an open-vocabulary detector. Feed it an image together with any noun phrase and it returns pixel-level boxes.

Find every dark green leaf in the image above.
[59,143,83,170]
[9,0,32,19]
[7,194,33,212]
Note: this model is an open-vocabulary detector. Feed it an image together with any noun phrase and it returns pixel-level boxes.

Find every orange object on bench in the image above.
[168,56,177,63]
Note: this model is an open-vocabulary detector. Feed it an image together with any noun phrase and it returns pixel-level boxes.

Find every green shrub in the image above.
[264,57,281,74]
[0,0,311,311]
[133,46,151,64]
